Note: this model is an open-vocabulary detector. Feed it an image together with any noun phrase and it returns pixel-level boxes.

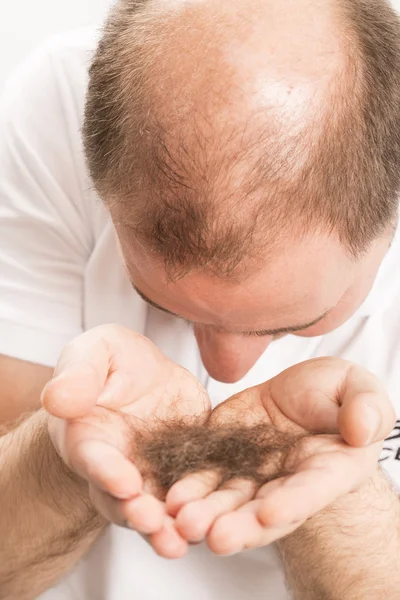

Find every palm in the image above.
[45,330,393,558]
[45,326,210,545]
[66,347,210,466]
[167,358,385,554]
[209,381,331,481]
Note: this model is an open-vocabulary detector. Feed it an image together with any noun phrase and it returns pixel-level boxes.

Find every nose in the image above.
[194,325,272,383]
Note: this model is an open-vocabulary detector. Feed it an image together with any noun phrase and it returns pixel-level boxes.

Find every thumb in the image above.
[338,365,396,447]
[41,329,110,419]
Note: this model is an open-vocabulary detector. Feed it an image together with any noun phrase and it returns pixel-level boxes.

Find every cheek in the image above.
[295,318,343,338]
[299,241,388,340]
[296,290,370,338]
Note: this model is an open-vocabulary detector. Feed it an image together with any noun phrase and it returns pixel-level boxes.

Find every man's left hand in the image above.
[166,357,396,555]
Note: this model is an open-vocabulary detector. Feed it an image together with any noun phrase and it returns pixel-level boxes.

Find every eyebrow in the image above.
[132,284,330,336]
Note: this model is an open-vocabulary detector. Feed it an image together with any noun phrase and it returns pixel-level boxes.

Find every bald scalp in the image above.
[84,0,400,278]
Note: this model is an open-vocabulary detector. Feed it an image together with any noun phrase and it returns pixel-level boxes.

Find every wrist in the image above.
[278,468,400,600]
[283,467,400,554]
[330,467,396,516]
[279,466,398,554]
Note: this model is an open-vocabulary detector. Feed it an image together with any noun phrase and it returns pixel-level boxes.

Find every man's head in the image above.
[83,0,400,382]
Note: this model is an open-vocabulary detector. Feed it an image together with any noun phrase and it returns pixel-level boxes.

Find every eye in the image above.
[244,330,272,338]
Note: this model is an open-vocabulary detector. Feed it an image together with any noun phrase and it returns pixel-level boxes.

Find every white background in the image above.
[0,0,112,89]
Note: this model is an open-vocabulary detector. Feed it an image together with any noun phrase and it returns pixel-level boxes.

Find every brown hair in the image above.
[83,0,400,278]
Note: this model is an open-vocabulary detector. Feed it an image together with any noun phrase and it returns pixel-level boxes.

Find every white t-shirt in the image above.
[1,28,400,600]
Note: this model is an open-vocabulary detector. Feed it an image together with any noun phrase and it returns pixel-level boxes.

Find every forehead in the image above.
[117,224,356,331]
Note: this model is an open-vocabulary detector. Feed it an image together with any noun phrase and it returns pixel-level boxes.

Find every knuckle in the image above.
[259,500,287,527]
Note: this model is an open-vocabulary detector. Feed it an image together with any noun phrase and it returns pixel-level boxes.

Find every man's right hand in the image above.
[42,324,211,558]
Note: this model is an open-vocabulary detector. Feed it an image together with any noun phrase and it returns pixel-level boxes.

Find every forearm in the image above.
[278,470,400,600]
[0,410,106,600]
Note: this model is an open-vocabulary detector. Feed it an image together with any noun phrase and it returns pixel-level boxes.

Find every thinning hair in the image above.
[83,0,400,278]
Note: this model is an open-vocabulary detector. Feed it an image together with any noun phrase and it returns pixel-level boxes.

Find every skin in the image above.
[100,0,398,557]
[43,328,394,557]
[111,219,394,549]
[1,330,396,599]
[133,422,304,497]
[1,0,399,595]
[111,0,392,384]
[117,227,392,383]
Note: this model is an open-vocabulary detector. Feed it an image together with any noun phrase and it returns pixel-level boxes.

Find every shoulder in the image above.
[0,26,107,247]
[1,26,100,128]
[41,26,100,83]
[7,25,99,78]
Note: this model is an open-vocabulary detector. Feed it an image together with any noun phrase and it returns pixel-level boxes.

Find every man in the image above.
[1,0,400,598]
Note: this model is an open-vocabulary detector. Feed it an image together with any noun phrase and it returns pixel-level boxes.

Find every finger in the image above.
[122,494,167,534]
[42,325,168,419]
[166,470,222,517]
[90,486,129,527]
[149,516,189,559]
[90,487,165,534]
[96,370,137,409]
[207,505,303,555]
[255,442,381,527]
[338,365,395,446]
[265,359,395,444]
[175,479,256,542]
[72,439,143,499]
[264,358,349,433]
[42,330,111,419]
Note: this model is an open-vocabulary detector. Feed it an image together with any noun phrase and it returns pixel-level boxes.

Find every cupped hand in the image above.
[167,357,395,555]
[42,324,211,558]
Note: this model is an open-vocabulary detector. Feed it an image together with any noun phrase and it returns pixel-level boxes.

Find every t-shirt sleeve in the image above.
[0,39,93,367]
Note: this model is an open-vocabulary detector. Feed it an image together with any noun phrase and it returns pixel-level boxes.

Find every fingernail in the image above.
[363,403,381,444]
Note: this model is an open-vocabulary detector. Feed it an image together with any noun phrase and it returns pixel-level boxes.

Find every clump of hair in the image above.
[132,420,303,498]
[84,0,400,279]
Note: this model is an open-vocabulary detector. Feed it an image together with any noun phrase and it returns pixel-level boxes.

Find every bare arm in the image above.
[0,408,105,600]
[278,470,400,600]
[0,354,52,423]
[0,356,105,599]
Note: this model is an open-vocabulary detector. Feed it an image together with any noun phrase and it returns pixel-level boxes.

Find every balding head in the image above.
[84,0,400,279]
